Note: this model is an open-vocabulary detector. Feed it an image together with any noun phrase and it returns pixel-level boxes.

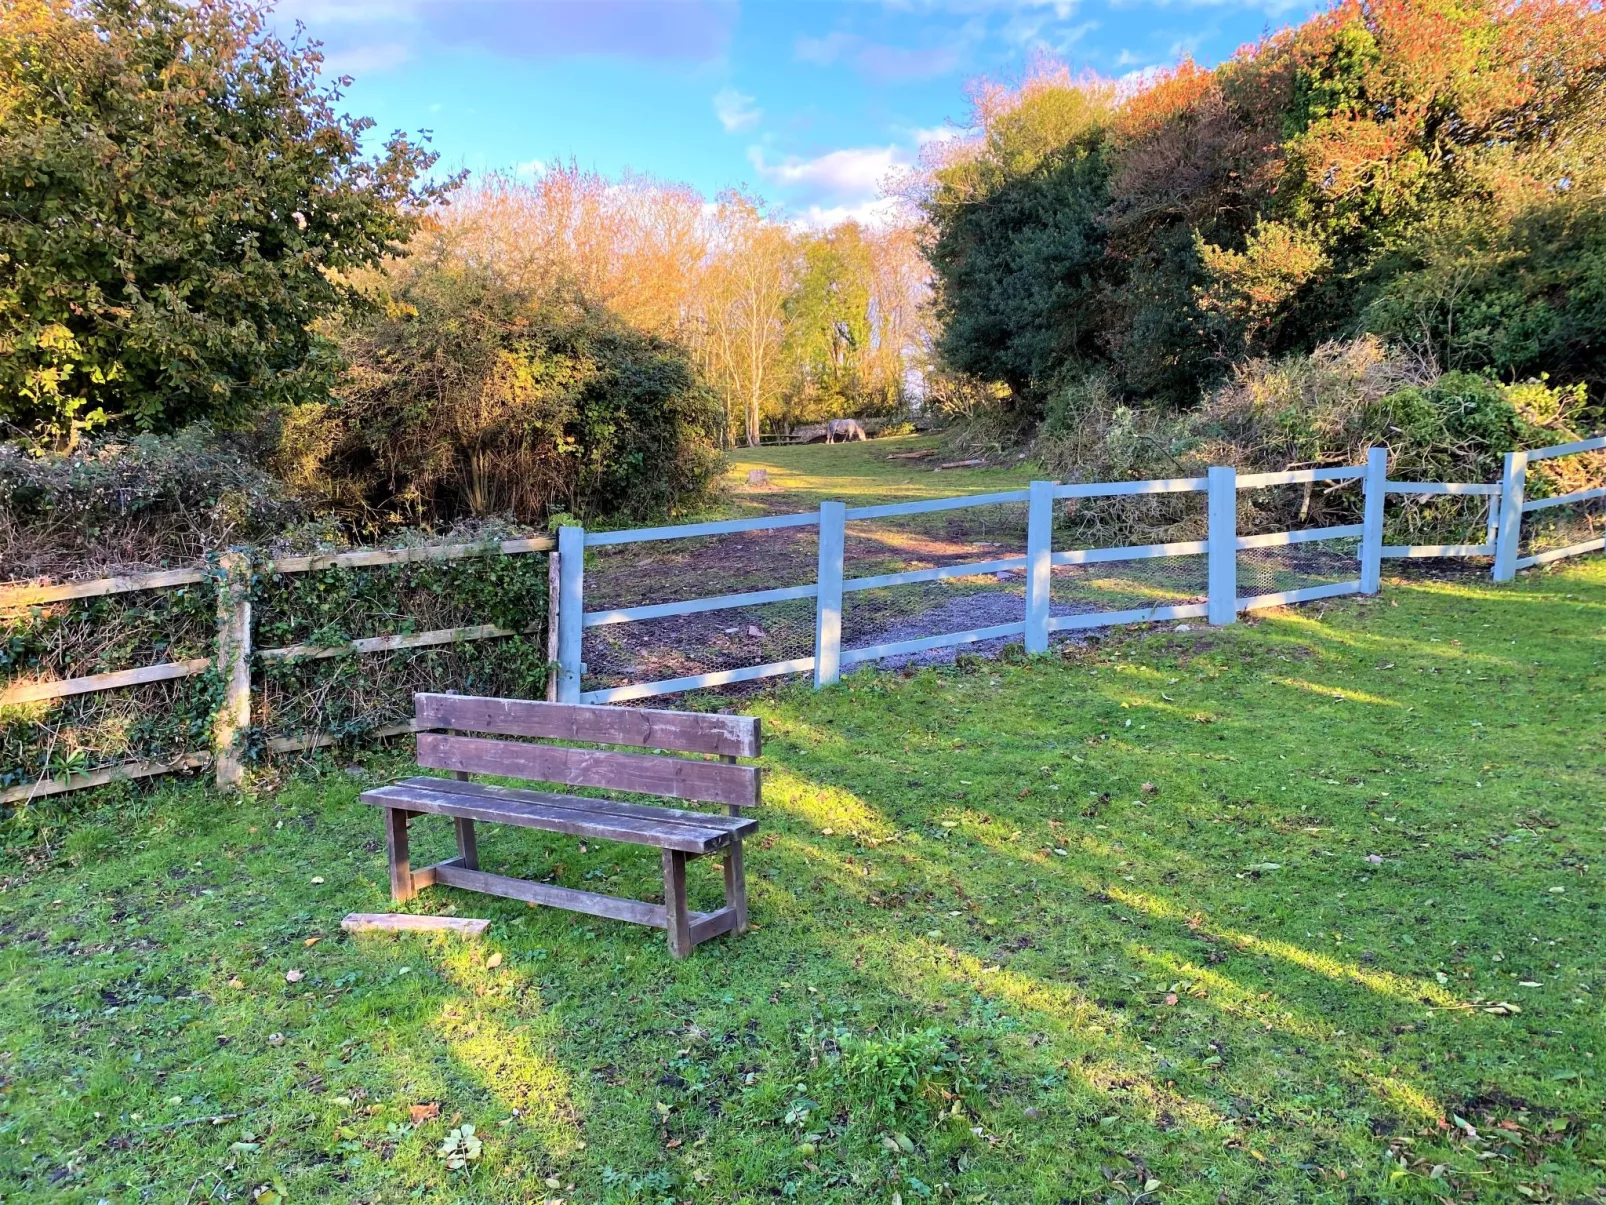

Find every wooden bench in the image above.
[360,692,761,957]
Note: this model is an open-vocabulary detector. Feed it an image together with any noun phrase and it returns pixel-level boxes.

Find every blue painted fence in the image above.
[554,438,1605,704]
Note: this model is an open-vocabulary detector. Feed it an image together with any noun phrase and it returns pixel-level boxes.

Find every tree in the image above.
[0,0,449,447]
[698,195,795,446]
[920,0,1606,409]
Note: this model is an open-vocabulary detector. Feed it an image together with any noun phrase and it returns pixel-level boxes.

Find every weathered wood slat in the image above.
[0,657,212,706]
[269,536,553,575]
[341,913,490,936]
[267,721,416,754]
[431,862,668,925]
[259,623,522,663]
[397,776,755,834]
[0,566,208,609]
[415,732,762,808]
[415,693,759,756]
[689,907,739,945]
[362,781,740,852]
[0,750,209,805]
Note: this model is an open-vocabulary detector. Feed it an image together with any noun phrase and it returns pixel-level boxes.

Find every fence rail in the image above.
[4,435,1602,805]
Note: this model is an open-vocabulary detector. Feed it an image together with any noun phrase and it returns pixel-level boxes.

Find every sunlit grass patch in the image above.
[2,557,1603,1203]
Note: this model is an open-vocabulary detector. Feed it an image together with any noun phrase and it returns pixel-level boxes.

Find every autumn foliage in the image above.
[923,0,1606,410]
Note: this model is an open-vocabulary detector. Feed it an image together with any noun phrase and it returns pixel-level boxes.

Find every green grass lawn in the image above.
[2,558,1604,1204]
[720,434,1039,516]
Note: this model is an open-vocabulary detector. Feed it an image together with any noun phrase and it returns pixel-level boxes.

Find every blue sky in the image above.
[275,0,1326,224]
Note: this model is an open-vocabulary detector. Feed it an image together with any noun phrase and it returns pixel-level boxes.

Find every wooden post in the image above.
[813,500,845,687]
[545,547,561,702]
[722,752,748,934]
[556,524,585,703]
[454,818,479,870]
[385,808,415,903]
[1206,466,1238,626]
[213,551,251,789]
[1025,480,1054,654]
[1492,450,1528,581]
[1359,446,1387,595]
[662,848,692,958]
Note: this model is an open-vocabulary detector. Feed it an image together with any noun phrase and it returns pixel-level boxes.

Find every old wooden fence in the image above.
[3,435,1601,805]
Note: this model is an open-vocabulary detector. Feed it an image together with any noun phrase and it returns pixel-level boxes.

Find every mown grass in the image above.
[722,435,1039,515]
[1,558,1603,1204]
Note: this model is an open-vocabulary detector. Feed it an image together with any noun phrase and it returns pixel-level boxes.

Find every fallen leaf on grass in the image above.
[303,937,320,948]
[227,977,245,990]
[310,876,325,884]
[284,969,304,983]
[485,952,503,970]
[411,1102,441,1123]
[438,1123,481,1170]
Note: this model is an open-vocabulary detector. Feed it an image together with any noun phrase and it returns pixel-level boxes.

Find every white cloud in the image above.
[713,87,761,133]
[748,145,912,198]
[912,124,964,146]
[515,158,547,179]
[790,197,908,231]
[321,41,412,76]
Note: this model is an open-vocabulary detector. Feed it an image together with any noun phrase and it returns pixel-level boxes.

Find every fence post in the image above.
[1492,450,1528,582]
[1025,480,1054,654]
[1360,445,1387,595]
[813,500,845,687]
[213,551,251,790]
[1207,466,1237,625]
[544,547,561,702]
[556,524,585,703]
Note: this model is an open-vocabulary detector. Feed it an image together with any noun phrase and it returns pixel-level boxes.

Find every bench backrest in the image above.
[413,693,761,808]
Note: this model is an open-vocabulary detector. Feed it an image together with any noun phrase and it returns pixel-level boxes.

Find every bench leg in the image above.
[385,808,416,902]
[454,817,479,871]
[662,849,692,959]
[722,837,748,934]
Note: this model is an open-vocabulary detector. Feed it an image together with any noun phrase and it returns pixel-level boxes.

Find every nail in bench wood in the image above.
[359,693,761,957]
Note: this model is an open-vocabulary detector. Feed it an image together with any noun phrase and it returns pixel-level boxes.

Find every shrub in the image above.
[1032,338,1598,544]
[318,266,725,526]
[0,424,299,579]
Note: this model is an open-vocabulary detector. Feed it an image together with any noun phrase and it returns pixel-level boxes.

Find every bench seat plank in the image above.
[400,776,754,834]
[361,781,751,853]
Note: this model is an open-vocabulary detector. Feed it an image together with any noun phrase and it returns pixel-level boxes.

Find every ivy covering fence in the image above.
[1,435,1601,809]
